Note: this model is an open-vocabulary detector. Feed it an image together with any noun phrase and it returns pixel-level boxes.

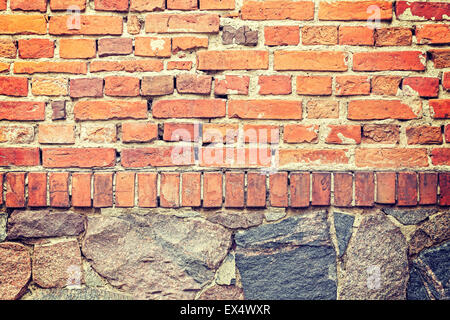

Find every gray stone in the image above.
[215,253,236,286]
[407,266,430,300]
[222,25,235,45]
[409,211,449,256]
[207,211,263,229]
[340,213,409,300]
[383,208,437,225]
[82,213,232,299]
[235,26,258,46]
[334,212,354,257]
[235,211,337,300]
[264,208,287,222]
[0,212,7,241]
[23,288,131,300]
[51,101,66,120]
[0,242,31,300]
[7,210,86,240]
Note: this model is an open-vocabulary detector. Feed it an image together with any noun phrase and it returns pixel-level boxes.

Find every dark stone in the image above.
[334,212,354,257]
[24,288,132,300]
[407,267,430,300]
[7,210,86,240]
[51,101,66,120]
[235,26,258,46]
[382,208,437,225]
[409,211,449,256]
[222,25,235,45]
[235,211,337,300]
[207,211,264,229]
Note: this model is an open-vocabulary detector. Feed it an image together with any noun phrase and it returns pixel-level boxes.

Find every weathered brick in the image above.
[145,14,219,33]
[39,124,75,144]
[72,172,92,207]
[258,75,291,95]
[0,148,40,166]
[416,25,450,45]
[419,172,437,205]
[42,148,116,168]
[51,101,66,120]
[50,0,87,10]
[70,78,103,98]
[302,26,337,45]
[181,172,201,207]
[431,148,450,166]
[353,51,426,71]
[98,38,133,57]
[439,173,450,206]
[446,124,450,143]
[80,124,117,144]
[160,173,180,208]
[0,39,17,58]
[362,124,399,144]
[95,0,129,11]
[90,60,163,73]
[28,172,47,207]
[355,172,374,207]
[0,101,45,121]
[214,75,249,95]
[172,37,208,53]
[307,100,339,119]
[334,173,353,207]
[0,62,9,72]
[135,37,171,57]
[311,173,331,206]
[376,172,396,204]
[269,172,288,207]
[406,126,442,145]
[5,173,25,208]
[229,100,302,120]
[14,61,87,74]
[396,1,450,21]
[275,51,347,71]
[121,147,194,167]
[0,125,34,144]
[197,50,268,70]
[163,123,199,142]
[348,100,421,120]
[0,77,28,96]
[371,76,402,96]
[60,39,96,59]
[243,124,279,144]
[176,74,212,95]
[0,174,3,205]
[375,28,412,46]
[444,73,450,91]
[319,1,392,20]
[199,147,272,168]
[18,39,54,59]
[127,15,141,34]
[74,101,147,120]
[296,76,332,96]
[338,26,374,45]
[264,26,299,46]
[203,172,222,207]
[355,148,428,168]
[398,172,417,206]
[167,0,197,10]
[11,0,47,11]
[153,99,226,118]
[247,172,266,208]
[115,172,135,208]
[429,100,450,119]
[403,77,439,98]
[284,124,319,143]
[122,122,158,143]
[200,0,234,10]
[279,150,349,167]
[141,76,174,96]
[290,172,310,207]
[49,15,123,35]
[429,49,450,68]
[0,15,47,34]
[49,172,70,208]
[203,124,239,143]
[130,0,165,11]
[241,1,314,20]
[105,76,140,97]
[326,125,361,145]
[93,173,113,208]
[137,173,157,208]
[225,172,244,208]
[167,61,192,71]
[31,77,68,96]
[335,76,370,96]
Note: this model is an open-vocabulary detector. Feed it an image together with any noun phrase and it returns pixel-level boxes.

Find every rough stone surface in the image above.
[409,211,450,256]
[82,212,232,299]
[340,213,409,300]
[215,253,236,286]
[24,288,131,300]
[407,266,430,300]
[7,210,86,240]
[199,285,244,300]
[0,242,31,300]
[334,212,354,257]
[32,240,83,288]
[0,212,7,241]
[264,208,287,222]
[383,208,437,225]
[207,211,264,229]
[235,211,337,300]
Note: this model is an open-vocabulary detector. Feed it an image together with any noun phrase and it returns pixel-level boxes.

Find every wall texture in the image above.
[0,0,449,300]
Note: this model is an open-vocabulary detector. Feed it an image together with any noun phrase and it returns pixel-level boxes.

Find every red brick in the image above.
[93,173,113,208]
[0,148,40,166]
[428,49,450,69]
[0,0,6,9]
[50,0,87,10]
[430,100,450,119]
[246,172,266,208]
[172,37,208,53]
[130,0,165,11]
[284,124,319,143]
[416,25,450,45]
[334,173,353,207]
[168,0,197,10]
[59,39,95,59]
[11,0,47,11]
[141,76,174,96]
[167,61,192,71]
[163,123,199,142]
[18,39,54,59]
[42,148,116,168]
[326,125,361,145]
[0,15,47,34]
[49,15,123,35]
[153,99,226,118]
[0,125,34,144]
[446,124,450,143]
[38,124,74,145]
[203,124,239,143]
[199,147,272,168]
[214,75,249,95]
[335,76,370,96]
[181,172,201,207]
[353,51,425,71]
[74,101,147,120]
[269,172,288,207]
[0,77,28,97]
[49,172,70,208]
[31,77,68,96]
[302,26,337,45]
[348,100,421,120]
[258,75,291,95]
[406,126,442,145]
[14,61,87,74]
[243,124,279,144]
[264,26,299,46]
[0,174,3,205]
[5,173,25,208]
[396,1,450,21]
[200,0,234,10]
[121,147,194,168]
[229,100,302,120]
[98,38,133,57]
[311,173,331,206]
[160,173,180,208]
[398,172,417,206]
[355,172,374,207]
[145,14,219,33]
[274,51,347,71]
[280,149,349,167]
[137,173,157,208]
[197,50,268,70]
[307,100,339,119]
[375,28,412,46]
[376,172,396,204]
[122,122,158,143]
[403,77,439,98]
[72,173,92,207]
[319,1,392,20]
[135,37,171,57]
[444,73,450,91]
[176,74,212,95]
[0,101,45,121]
[338,26,374,45]
[115,172,135,208]
[70,78,103,98]
[90,60,163,73]
[439,173,450,206]
[371,76,402,96]
[225,172,244,208]
[289,172,310,207]
[431,148,450,166]
[28,172,47,207]
[297,76,333,95]
[241,1,314,20]
[0,39,16,58]
[95,0,128,11]
[105,76,140,97]
[203,172,222,207]
[355,148,428,168]
[419,172,437,205]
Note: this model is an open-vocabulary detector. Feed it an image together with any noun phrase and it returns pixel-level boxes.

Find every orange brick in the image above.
[130,0,165,11]
[319,1,392,20]
[203,172,222,207]
[74,101,147,120]
[200,0,234,10]
[326,125,361,145]
[42,148,116,168]
[105,76,140,97]
[121,147,194,168]
[203,124,239,143]
[115,172,135,208]
[49,15,123,35]
[375,28,412,46]
[348,100,421,120]
[334,173,353,207]
[0,15,47,34]
[167,61,192,71]
[274,51,348,71]
[243,124,279,144]
[311,172,331,206]
[167,0,197,10]
[439,173,450,206]
[153,99,226,118]
[307,100,339,119]
[284,124,319,143]
[419,172,437,205]
[302,26,337,45]
[39,124,75,144]
[0,101,45,121]
[160,173,180,208]
[145,14,219,33]
[269,172,288,207]
[376,172,396,204]
[279,149,349,167]
[163,123,199,142]
[397,172,417,206]
[72,173,92,207]
[0,148,40,167]
[247,172,266,208]
[135,37,171,57]
[431,148,450,166]
[14,61,87,74]
[214,75,250,95]
[406,126,442,145]
[0,39,16,58]
[355,172,374,207]
[258,75,291,95]
[172,37,208,53]
[355,148,428,168]
[197,50,268,70]
[181,172,201,207]
[122,122,158,143]
[335,76,370,96]
[339,26,374,45]
[353,51,426,71]
[290,172,310,207]
[416,25,450,45]
[371,76,402,96]
[93,173,113,208]
[430,100,450,119]
[5,173,25,208]
[429,49,450,69]
[229,100,302,120]
[32,77,68,96]
[137,173,157,208]
[95,0,129,11]
[0,76,28,96]
[50,0,87,10]
[18,39,54,58]
[90,60,163,73]
[28,172,47,207]
[264,26,299,46]
[225,172,244,208]
[241,1,314,20]
[296,76,332,95]
[11,0,47,11]
[49,172,70,208]
[60,39,96,59]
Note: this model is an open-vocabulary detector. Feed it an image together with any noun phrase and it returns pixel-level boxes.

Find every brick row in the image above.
[0,171,448,208]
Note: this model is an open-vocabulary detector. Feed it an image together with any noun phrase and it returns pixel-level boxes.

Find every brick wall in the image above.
[0,0,449,301]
